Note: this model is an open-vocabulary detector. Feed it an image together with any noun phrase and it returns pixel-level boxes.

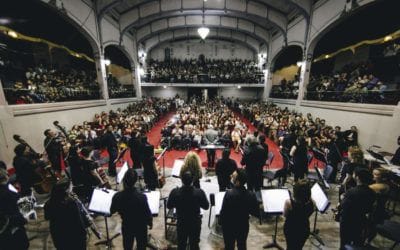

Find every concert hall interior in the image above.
[1,0,400,249]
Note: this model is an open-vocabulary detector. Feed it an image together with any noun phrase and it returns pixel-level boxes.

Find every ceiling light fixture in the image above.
[198,27,210,40]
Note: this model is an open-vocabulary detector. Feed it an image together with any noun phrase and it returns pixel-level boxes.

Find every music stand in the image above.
[89,188,120,249]
[310,183,330,246]
[261,189,290,250]
[143,191,161,250]
[116,162,129,189]
[171,159,184,178]
[208,192,226,228]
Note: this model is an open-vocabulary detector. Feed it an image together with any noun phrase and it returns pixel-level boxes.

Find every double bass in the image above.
[13,134,57,194]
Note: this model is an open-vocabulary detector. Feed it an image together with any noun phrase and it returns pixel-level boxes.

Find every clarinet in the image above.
[69,192,102,239]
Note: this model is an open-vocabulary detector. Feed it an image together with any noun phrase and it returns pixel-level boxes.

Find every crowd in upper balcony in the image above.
[0,60,100,104]
[142,58,263,84]
[269,75,300,99]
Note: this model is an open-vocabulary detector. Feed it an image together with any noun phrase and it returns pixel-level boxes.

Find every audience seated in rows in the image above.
[1,63,100,104]
[143,58,263,84]
[269,76,300,99]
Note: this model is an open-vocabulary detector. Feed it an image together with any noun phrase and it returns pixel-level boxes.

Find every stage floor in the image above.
[27,168,399,250]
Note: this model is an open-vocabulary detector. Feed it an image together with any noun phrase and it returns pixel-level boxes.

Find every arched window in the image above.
[104,45,135,98]
[0,0,100,105]
[270,45,303,99]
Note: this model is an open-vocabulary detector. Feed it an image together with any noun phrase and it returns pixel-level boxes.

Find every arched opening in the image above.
[270,45,303,99]
[307,0,400,104]
[0,0,100,104]
[104,45,136,98]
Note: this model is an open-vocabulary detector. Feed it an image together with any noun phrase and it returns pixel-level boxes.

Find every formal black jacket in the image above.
[44,137,62,168]
[392,147,400,166]
[128,137,142,166]
[101,131,118,151]
[215,158,237,180]
[110,187,153,231]
[240,144,267,171]
[12,155,39,188]
[340,184,375,223]
[219,186,258,228]
[167,186,209,223]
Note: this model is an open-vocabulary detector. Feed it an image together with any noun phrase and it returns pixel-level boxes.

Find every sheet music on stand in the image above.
[261,189,290,214]
[214,192,226,216]
[171,159,184,177]
[311,183,330,213]
[144,191,160,215]
[117,162,129,184]
[89,188,117,215]
[200,144,226,150]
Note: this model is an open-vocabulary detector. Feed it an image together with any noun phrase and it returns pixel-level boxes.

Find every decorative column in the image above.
[94,52,109,100]
[296,52,312,106]
[263,64,273,101]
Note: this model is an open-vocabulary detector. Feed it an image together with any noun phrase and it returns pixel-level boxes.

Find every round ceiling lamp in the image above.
[198,27,210,40]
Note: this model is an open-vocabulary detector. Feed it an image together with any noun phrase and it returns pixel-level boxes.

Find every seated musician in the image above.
[339,146,366,199]
[0,168,30,250]
[12,144,41,197]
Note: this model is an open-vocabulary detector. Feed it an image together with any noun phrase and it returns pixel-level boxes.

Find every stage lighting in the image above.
[198,27,210,40]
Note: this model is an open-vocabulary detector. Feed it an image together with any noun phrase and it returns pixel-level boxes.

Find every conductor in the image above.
[111,169,153,250]
[167,171,209,250]
[203,125,219,169]
[219,169,259,250]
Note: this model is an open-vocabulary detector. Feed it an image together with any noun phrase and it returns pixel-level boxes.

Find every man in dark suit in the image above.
[241,136,267,191]
[203,125,219,169]
[128,131,142,169]
[220,169,259,250]
[44,129,63,173]
[111,169,153,250]
[340,168,375,249]
[391,136,400,165]
[215,149,237,191]
[167,171,209,250]
[141,136,158,190]
[101,125,118,176]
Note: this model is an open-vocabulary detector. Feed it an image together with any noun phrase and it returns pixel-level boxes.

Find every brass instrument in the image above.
[69,191,102,239]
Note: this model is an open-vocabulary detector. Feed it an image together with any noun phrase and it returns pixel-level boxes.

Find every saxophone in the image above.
[69,192,102,239]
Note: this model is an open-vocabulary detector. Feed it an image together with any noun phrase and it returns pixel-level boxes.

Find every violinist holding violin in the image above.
[44,129,66,176]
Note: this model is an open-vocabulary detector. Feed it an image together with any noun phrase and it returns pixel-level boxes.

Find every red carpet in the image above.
[109,111,324,170]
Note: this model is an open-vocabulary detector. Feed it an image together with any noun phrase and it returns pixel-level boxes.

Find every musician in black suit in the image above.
[44,129,63,173]
[111,169,153,250]
[219,169,258,250]
[240,136,267,191]
[391,136,400,166]
[12,144,40,197]
[79,147,103,201]
[141,136,158,190]
[128,131,142,169]
[215,149,237,191]
[101,125,118,176]
[167,171,209,250]
[339,168,375,249]
[344,126,358,148]
[44,179,87,250]
[0,169,29,250]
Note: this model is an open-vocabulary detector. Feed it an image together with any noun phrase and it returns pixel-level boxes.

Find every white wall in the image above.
[0,102,135,166]
[142,87,188,100]
[150,40,255,61]
[274,102,400,153]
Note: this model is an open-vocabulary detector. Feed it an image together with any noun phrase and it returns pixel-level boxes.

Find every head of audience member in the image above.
[181,171,194,187]
[231,169,247,188]
[222,148,231,160]
[123,169,138,190]
[348,146,364,164]
[107,125,113,133]
[293,179,311,204]
[0,168,8,185]
[354,168,373,186]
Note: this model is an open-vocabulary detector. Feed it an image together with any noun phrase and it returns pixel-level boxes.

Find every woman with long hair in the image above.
[180,151,203,188]
[283,180,315,250]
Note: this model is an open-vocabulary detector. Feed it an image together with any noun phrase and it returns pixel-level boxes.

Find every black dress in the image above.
[283,199,314,250]
[292,145,308,181]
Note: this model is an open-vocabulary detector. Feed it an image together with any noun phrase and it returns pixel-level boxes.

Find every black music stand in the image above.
[89,188,120,249]
[261,189,290,250]
[310,183,330,246]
